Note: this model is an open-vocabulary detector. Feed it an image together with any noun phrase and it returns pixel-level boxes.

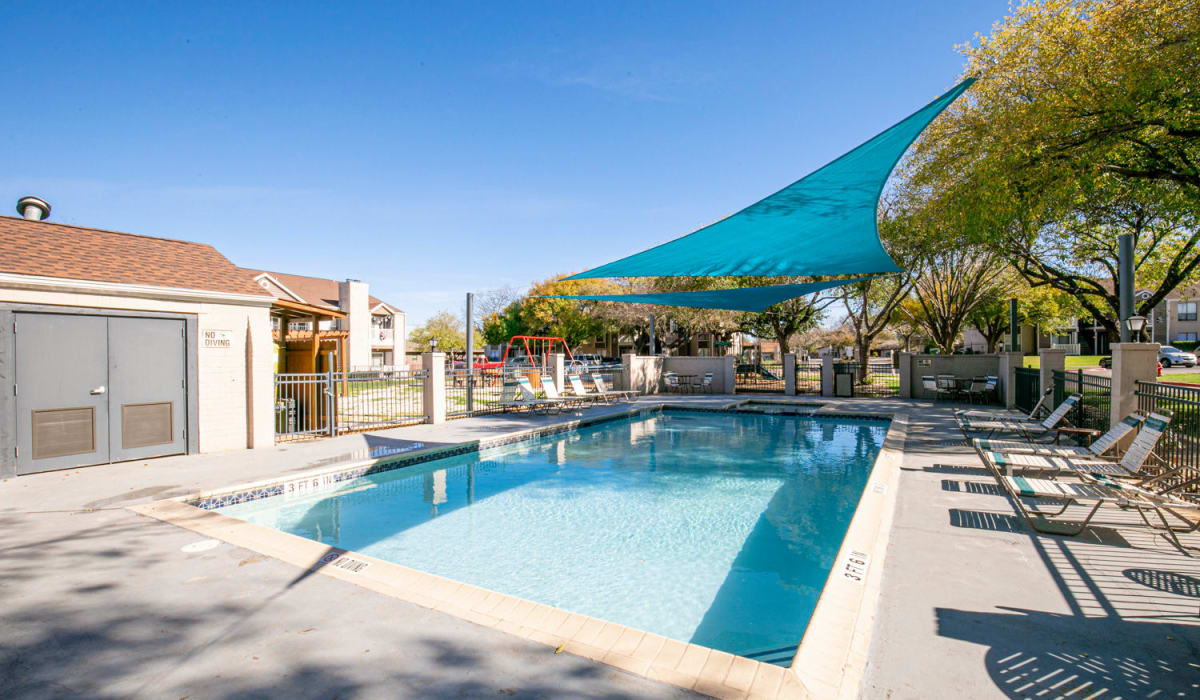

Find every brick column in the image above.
[821,356,834,397]
[784,354,797,396]
[422,352,445,424]
[1111,343,1159,447]
[621,353,634,392]
[1038,348,1067,397]
[723,355,735,394]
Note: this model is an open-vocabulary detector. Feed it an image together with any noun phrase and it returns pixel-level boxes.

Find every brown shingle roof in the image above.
[241,269,396,312]
[0,215,269,297]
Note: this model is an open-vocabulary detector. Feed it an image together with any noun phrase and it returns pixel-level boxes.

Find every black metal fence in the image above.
[736,362,786,393]
[794,361,821,395]
[275,369,426,442]
[1136,380,1200,502]
[1013,367,1041,414]
[1053,369,1111,432]
[445,367,510,418]
[832,362,900,398]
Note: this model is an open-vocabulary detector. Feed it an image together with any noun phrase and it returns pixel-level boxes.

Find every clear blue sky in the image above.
[2,1,1006,326]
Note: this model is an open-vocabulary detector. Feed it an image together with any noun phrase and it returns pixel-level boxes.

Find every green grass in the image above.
[1023,355,1105,369]
[1160,373,1200,384]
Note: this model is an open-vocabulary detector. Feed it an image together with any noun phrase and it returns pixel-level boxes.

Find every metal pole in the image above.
[326,351,336,437]
[465,292,474,412]
[1118,233,1133,343]
[1008,298,1019,353]
[649,314,656,355]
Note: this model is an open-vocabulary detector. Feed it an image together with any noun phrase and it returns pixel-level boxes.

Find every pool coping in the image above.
[130,401,908,699]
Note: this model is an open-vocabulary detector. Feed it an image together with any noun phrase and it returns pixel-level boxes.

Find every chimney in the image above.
[16,196,51,221]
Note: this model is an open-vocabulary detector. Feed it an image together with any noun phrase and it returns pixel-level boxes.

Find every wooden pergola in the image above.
[271,298,348,374]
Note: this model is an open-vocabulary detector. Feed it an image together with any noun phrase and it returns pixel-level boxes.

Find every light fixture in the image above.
[429,337,438,352]
[1124,315,1147,338]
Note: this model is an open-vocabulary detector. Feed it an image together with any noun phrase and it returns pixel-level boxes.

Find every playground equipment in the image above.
[499,336,575,371]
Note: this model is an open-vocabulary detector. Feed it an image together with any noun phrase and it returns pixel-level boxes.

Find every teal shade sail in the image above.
[544,276,875,312]
[566,78,973,280]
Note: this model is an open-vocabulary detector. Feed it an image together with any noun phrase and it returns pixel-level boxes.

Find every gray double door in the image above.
[15,313,187,474]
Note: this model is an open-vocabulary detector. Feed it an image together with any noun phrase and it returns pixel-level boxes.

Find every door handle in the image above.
[91,385,107,395]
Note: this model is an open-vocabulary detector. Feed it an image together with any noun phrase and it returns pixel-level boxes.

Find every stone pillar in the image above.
[621,353,635,392]
[723,355,736,394]
[1111,343,1159,447]
[422,352,446,424]
[784,354,797,396]
[821,356,835,397]
[391,311,405,368]
[549,353,565,393]
[338,279,371,370]
[1038,348,1066,397]
[898,353,912,399]
[997,351,1024,408]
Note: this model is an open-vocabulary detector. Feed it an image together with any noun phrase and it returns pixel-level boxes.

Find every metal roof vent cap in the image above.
[17,196,51,221]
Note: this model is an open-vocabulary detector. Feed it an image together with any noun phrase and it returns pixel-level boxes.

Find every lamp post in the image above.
[1124,315,1147,343]
[429,337,438,353]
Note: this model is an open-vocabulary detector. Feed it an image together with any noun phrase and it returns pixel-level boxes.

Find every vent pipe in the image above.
[16,196,51,221]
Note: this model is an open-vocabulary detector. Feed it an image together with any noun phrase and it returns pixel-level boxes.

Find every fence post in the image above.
[1110,342,1158,447]
[422,351,446,424]
[621,353,635,392]
[898,353,912,399]
[821,355,834,398]
[326,358,336,437]
[784,354,797,396]
[1038,348,1066,398]
[723,355,735,394]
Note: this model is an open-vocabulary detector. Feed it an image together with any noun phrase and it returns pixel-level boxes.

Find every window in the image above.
[1176,332,1198,342]
[1180,302,1198,322]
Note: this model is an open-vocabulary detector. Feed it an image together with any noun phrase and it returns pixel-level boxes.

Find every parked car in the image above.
[1098,356,1165,376]
[1158,345,1198,368]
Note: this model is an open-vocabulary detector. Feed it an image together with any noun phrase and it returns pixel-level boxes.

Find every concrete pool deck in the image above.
[2,396,1197,698]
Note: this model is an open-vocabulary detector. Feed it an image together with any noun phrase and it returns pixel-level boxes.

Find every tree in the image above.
[409,311,466,351]
[734,277,840,356]
[518,276,625,350]
[910,246,1013,353]
[904,0,1200,337]
[841,275,913,371]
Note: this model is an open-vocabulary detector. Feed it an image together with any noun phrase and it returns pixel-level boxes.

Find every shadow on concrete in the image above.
[935,606,1199,698]
[0,510,694,699]
[941,479,1003,496]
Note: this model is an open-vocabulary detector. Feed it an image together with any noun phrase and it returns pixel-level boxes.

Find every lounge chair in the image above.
[956,387,1053,422]
[978,411,1173,481]
[973,413,1146,459]
[591,373,636,401]
[997,471,1200,550]
[539,376,585,409]
[567,374,609,404]
[502,376,565,414]
[956,393,1081,441]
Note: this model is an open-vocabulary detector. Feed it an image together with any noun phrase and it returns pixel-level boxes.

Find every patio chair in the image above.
[921,375,938,400]
[967,376,999,405]
[664,372,684,394]
[698,372,714,394]
[973,413,1147,460]
[978,411,1173,481]
[996,471,1200,551]
[936,374,964,402]
[567,374,610,404]
[956,393,1082,441]
[591,373,637,401]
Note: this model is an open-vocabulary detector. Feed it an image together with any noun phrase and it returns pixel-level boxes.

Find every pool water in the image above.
[219,410,888,663]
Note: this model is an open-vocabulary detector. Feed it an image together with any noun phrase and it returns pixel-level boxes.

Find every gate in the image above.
[736,362,785,393]
[1013,367,1041,414]
[275,368,426,442]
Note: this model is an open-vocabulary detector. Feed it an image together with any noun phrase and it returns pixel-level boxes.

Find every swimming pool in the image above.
[218,410,888,664]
